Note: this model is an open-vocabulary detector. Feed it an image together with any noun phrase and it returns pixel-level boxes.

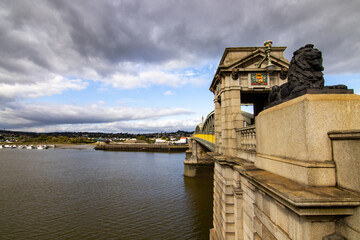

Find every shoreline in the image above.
[1,143,188,152]
[0,143,96,150]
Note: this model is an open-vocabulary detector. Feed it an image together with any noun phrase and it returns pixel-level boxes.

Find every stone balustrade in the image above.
[238,126,256,151]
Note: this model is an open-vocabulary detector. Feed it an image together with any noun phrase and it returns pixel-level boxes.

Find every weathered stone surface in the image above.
[323,233,347,240]
[337,207,360,240]
[256,94,360,162]
[212,157,360,240]
[244,168,360,212]
[209,44,360,240]
[329,130,360,193]
[256,94,360,186]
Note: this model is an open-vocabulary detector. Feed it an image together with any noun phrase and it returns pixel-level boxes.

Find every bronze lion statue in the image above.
[269,44,325,104]
[268,44,350,107]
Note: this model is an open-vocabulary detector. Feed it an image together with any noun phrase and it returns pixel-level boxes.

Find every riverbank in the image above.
[95,143,188,153]
[0,143,96,150]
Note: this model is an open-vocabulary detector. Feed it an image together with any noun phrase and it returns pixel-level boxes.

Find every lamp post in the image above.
[256,40,275,73]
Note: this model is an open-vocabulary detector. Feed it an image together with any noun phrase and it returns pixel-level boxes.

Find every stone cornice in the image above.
[328,129,360,140]
[213,155,360,218]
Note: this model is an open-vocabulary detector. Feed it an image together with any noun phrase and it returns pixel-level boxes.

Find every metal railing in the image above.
[194,132,215,152]
[194,133,215,144]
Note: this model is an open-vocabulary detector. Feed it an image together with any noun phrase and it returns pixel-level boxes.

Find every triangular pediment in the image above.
[210,46,289,91]
[221,48,289,71]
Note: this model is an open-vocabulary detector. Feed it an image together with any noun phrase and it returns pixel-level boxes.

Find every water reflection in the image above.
[183,166,214,240]
[0,149,213,240]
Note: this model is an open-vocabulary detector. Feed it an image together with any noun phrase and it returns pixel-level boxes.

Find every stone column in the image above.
[214,99,221,154]
[220,79,226,155]
[233,171,244,240]
[240,176,256,240]
[221,74,242,157]
[213,161,237,240]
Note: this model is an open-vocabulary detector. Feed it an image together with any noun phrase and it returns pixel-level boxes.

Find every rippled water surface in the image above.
[0,148,213,240]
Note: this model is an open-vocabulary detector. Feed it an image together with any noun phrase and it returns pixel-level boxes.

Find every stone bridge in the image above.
[184,43,360,240]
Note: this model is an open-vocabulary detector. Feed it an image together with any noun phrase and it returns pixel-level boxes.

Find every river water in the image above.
[0,148,213,240]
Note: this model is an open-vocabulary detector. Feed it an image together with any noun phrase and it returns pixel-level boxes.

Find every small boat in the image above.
[36,145,49,150]
[26,145,35,149]
[4,145,16,148]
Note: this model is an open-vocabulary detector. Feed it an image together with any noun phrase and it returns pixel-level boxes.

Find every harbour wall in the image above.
[95,143,188,153]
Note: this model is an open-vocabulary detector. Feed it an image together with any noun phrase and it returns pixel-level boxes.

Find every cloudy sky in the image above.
[0,0,359,133]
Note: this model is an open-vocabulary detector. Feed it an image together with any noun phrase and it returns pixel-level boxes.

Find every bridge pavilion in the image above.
[185,43,360,240]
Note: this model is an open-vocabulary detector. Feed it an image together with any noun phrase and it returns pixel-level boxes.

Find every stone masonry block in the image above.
[256,94,360,162]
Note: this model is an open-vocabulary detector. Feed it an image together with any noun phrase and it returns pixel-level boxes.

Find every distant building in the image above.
[155,139,167,144]
[174,137,188,145]
[125,139,147,144]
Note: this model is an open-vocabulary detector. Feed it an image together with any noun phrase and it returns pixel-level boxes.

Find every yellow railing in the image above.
[194,133,215,144]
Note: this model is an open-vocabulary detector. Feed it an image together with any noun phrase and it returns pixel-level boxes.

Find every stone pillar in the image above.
[184,138,214,177]
[329,130,360,240]
[233,171,244,240]
[219,83,226,156]
[213,161,237,239]
[219,74,242,157]
[214,99,221,154]
[240,176,256,240]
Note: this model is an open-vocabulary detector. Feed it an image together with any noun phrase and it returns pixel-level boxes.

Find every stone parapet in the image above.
[328,129,360,193]
[255,153,336,186]
[211,155,360,240]
[255,94,360,186]
[256,94,360,162]
[327,129,360,239]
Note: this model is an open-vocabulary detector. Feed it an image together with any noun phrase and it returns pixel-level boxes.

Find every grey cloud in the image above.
[0,103,194,129]
[1,0,359,132]
[1,0,359,83]
[49,0,179,63]
[13,119,199,133]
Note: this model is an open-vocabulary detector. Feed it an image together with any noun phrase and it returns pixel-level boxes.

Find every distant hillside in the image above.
[0,129,193,139]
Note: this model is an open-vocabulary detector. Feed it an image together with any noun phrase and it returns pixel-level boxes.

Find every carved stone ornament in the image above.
[280,68,288,80]
[232,68,239,80]
[215,74,221,83]
[216,83,221,96]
